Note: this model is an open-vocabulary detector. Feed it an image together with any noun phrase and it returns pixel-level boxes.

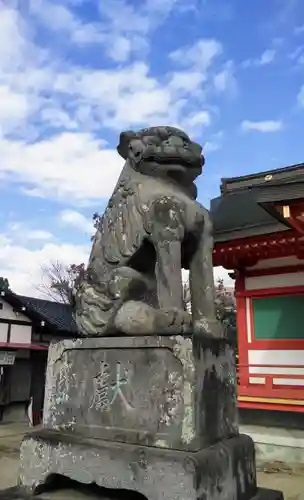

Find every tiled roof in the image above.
[210,190,286,241]
[18,295,77,334]
[211,163,304,242]
[220,162,304,195]
[2,292,77,335]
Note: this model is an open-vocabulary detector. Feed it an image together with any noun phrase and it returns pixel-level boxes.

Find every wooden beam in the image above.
[213,229,304,268]
[276,201,304,235]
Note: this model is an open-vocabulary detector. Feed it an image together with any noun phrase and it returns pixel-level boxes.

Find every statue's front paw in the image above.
[172,309,192,333]
[155,308,192,334]
[193,317,226,340]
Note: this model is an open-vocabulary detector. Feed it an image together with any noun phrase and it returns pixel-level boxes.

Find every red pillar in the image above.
[235,272,248,389]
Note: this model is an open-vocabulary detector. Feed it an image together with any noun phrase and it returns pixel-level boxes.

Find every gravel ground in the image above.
[257,463,304,500]
[0,424,302,499]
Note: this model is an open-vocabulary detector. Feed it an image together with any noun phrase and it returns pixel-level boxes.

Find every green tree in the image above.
[0,277,10,293]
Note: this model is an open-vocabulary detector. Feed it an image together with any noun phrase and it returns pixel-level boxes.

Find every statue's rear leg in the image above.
[75,266,156,336]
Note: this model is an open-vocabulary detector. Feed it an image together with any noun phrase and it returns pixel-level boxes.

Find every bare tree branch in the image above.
[36,214,101,303]
[183,276,236,316]
[36,260,85,304]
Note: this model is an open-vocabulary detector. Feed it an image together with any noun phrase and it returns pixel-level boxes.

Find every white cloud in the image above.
[213,61,237,96]
[40,107,78,131]
[6,222,53,243]
[29,0,185,62]
[0,4,235,206]
[60,210,94,234]
[0,239,89,297]
[204,131,224,153]
[0,132,123,202]
[168,70,207,93]
[99,0,183,37]
[170,38,222,69]
[169,39,237,99]
[52,61,209,132]
[0,2,238,302]
[0,6,33,70]
[185,110,211,127]
[182,266,234,288]
[106,36,132,62]
[29,0,105,45]
[0,85,30,136]
[0,5,217,136]
[204,141,221,153]
[259,49,276,65]
[213,266,234,287]
[289,45,304,61]
[241,120,283,133]
[26,230,53,241]
[242,49,276,68]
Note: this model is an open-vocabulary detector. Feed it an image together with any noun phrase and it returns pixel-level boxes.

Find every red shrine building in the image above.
[211,163,304,413]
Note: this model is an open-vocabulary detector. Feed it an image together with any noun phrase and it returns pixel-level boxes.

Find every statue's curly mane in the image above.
[94,177,148,268]
[117,126,192,160]
[73,173,149,336]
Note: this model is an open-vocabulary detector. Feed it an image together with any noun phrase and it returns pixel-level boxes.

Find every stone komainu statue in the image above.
[73,126,224,338]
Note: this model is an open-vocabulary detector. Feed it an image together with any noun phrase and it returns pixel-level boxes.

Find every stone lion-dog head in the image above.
[116,126,205,198]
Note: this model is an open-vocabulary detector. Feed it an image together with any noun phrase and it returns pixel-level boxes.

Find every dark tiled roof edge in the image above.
[221,162,304,184]
[0,291,77,335]
[221,163,304,195]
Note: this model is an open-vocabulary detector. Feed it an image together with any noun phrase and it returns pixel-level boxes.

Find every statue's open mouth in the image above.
[141,144,204,172]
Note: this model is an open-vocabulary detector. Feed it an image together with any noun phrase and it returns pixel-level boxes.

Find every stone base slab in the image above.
[43,336,238,451]
[17,429,283,500]
[0,486,284,500]
[251,490,283,500]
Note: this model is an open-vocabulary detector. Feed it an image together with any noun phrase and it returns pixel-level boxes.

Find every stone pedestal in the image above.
[18,335,283,500]
[40,335,239,450]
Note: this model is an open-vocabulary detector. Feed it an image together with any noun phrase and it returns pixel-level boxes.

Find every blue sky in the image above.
[1,0,304,295]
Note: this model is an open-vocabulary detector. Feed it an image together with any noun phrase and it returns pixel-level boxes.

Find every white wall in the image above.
[0,300,32,344]
[247,256,303,270]
[0,300,31,323]
[245,272,304,291]
[10,324,32,344]
[248,350,304,387]
[0,323,8,342]
[245,297,252,343]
